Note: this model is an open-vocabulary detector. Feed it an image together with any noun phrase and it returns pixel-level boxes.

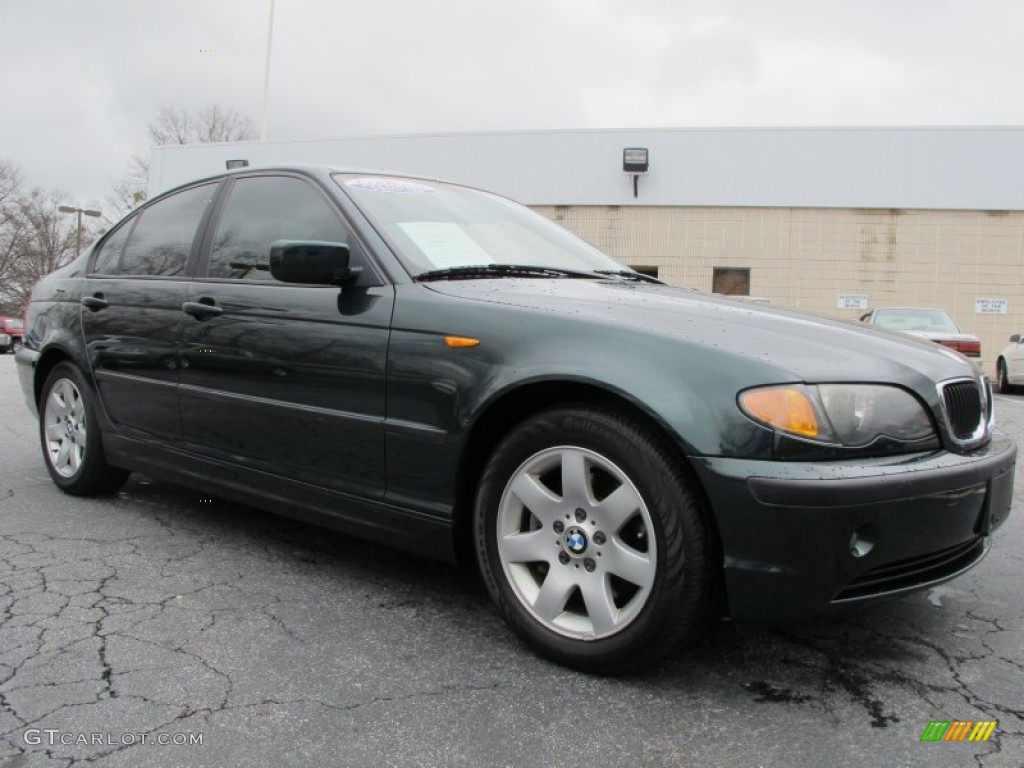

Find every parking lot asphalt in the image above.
[1,353,1022,768]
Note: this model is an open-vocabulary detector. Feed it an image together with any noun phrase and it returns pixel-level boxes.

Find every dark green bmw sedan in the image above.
[18,165,1016,673]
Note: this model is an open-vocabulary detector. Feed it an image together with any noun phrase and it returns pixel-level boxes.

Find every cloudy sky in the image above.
[3,0,1022,205]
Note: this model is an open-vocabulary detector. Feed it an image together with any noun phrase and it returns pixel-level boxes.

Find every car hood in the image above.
[425,278,978,384]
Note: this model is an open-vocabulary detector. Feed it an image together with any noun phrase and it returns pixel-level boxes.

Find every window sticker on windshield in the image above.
[398,222,491,267]
[345,178,437,194]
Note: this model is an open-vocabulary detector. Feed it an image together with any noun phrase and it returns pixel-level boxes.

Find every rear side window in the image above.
[94,183,216,276]
[92,219,133,275]
[207,176,351,280]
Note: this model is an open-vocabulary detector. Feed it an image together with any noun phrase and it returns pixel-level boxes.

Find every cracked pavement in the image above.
[1,355,1022,767]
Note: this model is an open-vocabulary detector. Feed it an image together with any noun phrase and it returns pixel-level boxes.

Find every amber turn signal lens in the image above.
[740,388,820,438]
[444,336,480,348]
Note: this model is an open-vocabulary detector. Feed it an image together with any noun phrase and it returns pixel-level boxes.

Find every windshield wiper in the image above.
[592,269,663,284]
[415,264,603,282]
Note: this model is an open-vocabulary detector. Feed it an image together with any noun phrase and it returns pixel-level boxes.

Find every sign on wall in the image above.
[837,294,869,310]
[975,298,1008,314]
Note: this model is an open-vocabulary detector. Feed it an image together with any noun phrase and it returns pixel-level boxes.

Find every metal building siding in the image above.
[149,127,1024,210]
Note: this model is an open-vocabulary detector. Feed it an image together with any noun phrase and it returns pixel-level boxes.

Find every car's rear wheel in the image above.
[997,359,1015,394]
[474,405,710,674]
[40,362,130,495]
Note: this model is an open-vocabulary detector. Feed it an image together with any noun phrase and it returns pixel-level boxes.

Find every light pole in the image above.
[58,206,101,259]
[260,0,276,142]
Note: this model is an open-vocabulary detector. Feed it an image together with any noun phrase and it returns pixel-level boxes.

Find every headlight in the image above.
[739,384,935,447]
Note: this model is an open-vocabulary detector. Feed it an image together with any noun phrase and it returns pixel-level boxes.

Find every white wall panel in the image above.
[150,127,1024,210]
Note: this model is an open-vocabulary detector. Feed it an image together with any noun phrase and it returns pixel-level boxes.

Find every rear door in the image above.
[82,181,218,442]
[178,173,393,500]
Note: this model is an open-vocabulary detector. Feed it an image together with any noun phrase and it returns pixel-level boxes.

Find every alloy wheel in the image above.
[495,445,656,640]
[43,377,87,478]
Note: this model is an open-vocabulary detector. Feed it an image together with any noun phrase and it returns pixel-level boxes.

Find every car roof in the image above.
[155,163,443,199]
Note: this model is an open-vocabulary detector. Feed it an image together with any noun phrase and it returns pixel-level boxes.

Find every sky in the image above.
[2,0,1023,206]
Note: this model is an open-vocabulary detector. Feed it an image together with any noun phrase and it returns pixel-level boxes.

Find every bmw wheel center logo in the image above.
[564,527,588,556]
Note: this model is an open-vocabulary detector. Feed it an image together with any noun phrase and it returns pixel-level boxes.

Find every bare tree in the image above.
[147,106,193,145]
[0,159,21,208]
[148,104,255,146]
[0,187,89,310]
[107,104,256,221]
[104,153,150,224]
[0,160,27,310]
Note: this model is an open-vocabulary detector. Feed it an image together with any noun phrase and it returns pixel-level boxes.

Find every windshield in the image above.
[872,308,961,333]
[334,175,625,277]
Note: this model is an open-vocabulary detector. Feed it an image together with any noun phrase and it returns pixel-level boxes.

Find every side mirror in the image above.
[1012,334,1022,343]
[269,241,357,285]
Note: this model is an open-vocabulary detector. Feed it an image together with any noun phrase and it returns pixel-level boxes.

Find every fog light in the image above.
[850,531,874,558]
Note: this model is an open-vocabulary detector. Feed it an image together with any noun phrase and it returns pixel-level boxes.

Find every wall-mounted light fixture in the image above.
[623,147,649,199]
[225,159,250,170]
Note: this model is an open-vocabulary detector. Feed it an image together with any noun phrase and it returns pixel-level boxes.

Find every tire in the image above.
[39,362,130,495]
[997,359,1015,395]
[474,405,710,674]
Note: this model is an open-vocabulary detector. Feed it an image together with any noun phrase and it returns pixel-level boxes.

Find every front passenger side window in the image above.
[208,176,353,281]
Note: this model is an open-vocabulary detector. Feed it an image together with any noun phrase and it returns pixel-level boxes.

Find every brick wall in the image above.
[534,205,1024,378]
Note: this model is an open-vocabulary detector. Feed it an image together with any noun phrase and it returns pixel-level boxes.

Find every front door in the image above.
[178,173,393,500]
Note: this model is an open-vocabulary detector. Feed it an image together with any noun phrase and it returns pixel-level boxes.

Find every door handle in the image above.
[182,300,223,320]
[81,294,108,311]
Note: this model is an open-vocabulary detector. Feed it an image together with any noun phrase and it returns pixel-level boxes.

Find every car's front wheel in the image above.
[997,359,1016,395]
[39,362,130,495]
[474,405,710,674]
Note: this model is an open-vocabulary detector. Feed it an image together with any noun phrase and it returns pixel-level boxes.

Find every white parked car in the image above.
[996,334,1024,393]
[860,308,981,363]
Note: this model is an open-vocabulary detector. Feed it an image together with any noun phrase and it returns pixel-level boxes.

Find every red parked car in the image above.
[1,316,24,353]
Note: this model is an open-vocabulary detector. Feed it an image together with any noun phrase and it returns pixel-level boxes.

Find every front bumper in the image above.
[694,433,1017,621]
